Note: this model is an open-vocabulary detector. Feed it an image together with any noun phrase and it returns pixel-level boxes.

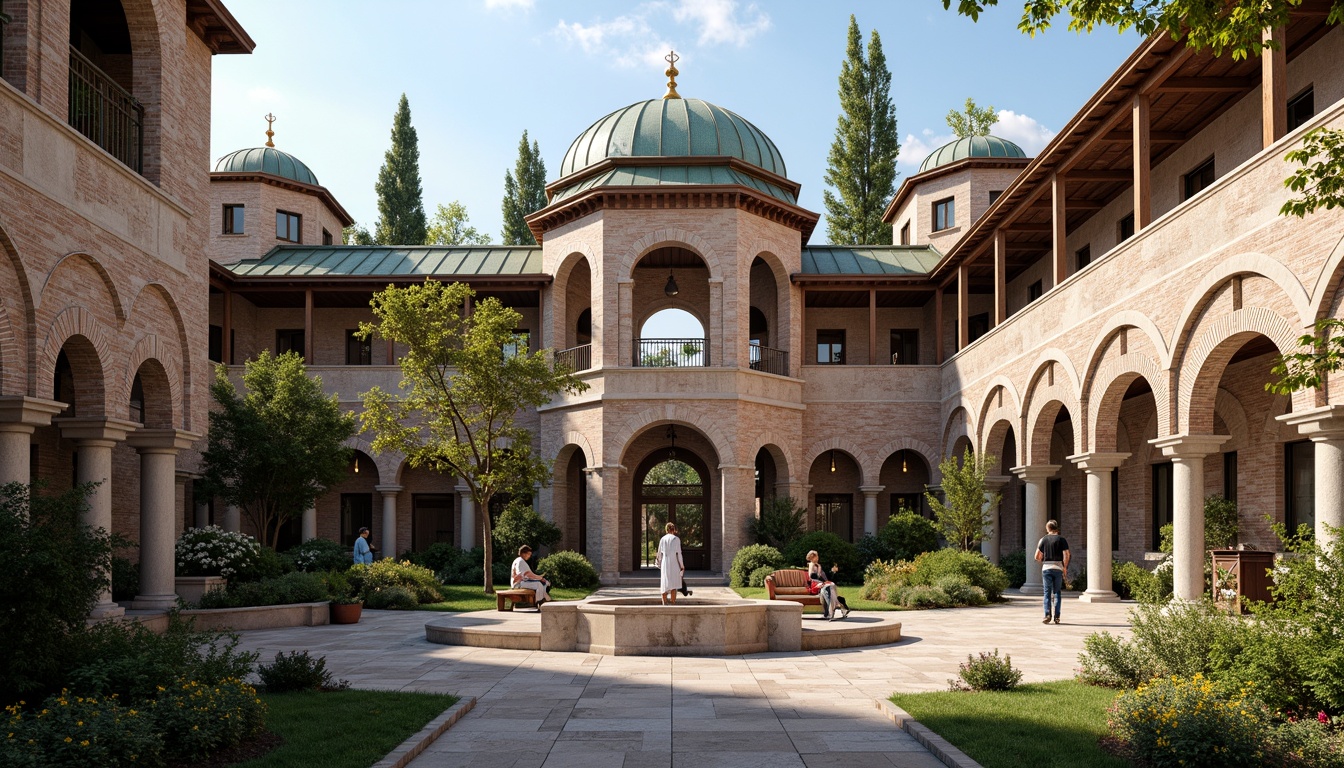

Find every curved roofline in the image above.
[881,156,1033,224]
[918,134,1027,174]
[545,155,802,200]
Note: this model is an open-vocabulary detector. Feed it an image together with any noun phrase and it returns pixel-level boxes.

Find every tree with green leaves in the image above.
[373,94,427,246]
[946,97,998,138]
[200,352,356,548]
[823,16,900,246]
[343,223,374,245]
[356,281,588,593]
[925,448,1001,551]
[501,131,547,246]
[427,201,491,246]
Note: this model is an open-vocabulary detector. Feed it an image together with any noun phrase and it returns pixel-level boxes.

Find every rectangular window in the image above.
[1152,461,1174,551]
[899,221,911,246]
[340,493,374,547]
[1027,279,1043,303]
[1048,477,1062,529]
[276,210,302,243]
[208,324,223,363]
[889,329,919,365]
[223,204,245,234]
[1183,157,1215,201]
[1223,451,1238,503]
[1111,467,1120,552]
[815,494,853,542]
[932,198,955,232]
[322,228,333,245]
[989,190,1003,205]
[816,329,845,365]
[1119,213,1135,242]
[276,329,305,357]
[1076,245,1092,271]
[345,329,372,365]
[1287,86,1315,132]
[1285,441,1315,532]
[503,330,530,359]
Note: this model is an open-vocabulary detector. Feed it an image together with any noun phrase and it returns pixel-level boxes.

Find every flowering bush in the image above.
[150,677,265,761]
[1108,674,1269,767]
[174,526,259,578]
[1264,713,1344,767]
[284,537,350,573]
[347,559,442,604]
[2,691,163,767]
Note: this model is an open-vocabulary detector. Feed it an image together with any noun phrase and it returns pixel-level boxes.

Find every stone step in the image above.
[614,571,727,586]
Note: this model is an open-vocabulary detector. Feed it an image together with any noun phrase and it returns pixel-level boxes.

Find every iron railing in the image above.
[749,344,789,376]
[68,46,143,174]
[554,343,592,372]
[634,338,708,367]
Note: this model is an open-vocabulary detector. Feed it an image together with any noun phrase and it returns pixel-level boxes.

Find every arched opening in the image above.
[312,449,380,553]
[879,450,932,522]
[637,309,706,367]
[129,358,173,428]
[634,448,711,570]
[555,255,593,371]
[754,446,778,514]
[749,256,789,375]
[808,449,860,542]
[633,246,711,366]
[68,1,144,173]
[552,446,589,556]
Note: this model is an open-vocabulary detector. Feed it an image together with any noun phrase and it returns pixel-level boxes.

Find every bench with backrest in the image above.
[763,569,822,607]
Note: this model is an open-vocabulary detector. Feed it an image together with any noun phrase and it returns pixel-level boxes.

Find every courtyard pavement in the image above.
[231,589,1133,768]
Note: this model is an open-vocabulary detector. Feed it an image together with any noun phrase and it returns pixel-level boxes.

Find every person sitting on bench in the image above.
[511,545,550,606]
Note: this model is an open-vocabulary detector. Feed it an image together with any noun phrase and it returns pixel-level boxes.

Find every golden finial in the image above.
[264,113,276,148]
[662,50,681,100]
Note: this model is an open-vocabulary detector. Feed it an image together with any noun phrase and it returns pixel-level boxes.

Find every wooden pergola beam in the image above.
[1065,169,1134,182]
[1100,130,1184,143]
[1152,76,1255,93]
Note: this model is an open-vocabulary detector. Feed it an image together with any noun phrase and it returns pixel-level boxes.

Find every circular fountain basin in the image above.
[539,597,803,656]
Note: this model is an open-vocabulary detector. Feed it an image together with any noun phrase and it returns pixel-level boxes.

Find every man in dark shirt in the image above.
[1034,519,1070,624]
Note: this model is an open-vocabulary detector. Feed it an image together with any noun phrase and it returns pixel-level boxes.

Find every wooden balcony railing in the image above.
[554,343,593,372]
[634,338,708,367]
[68,46,143,174]
[749,344,788,376]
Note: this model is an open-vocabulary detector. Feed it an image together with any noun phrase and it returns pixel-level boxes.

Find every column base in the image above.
[1077,590,1121,603]
[88,601,126,620]
[131,593,179,611]
[600,571,620,586]
[1018,584,1043,596]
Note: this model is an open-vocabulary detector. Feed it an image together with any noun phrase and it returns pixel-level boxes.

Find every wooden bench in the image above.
[496,588,538,611]
[764,569,822,607]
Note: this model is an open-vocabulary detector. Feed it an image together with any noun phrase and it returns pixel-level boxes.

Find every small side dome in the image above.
[214,147,319,186]
[918,135,1026,174]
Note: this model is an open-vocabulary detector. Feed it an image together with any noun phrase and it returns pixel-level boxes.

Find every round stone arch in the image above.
[1087,355,1170,454]
[37,308,114,416]
[634,299,709,339]
[942,405,974,461]
[0,216,34,396]
[802,438,871,483]
[115,0,166,184]
[338,435,387,485]
[120,335,182,428]
[980,418,1019,470]
[1021,353,1081,462]
[42,252,127,324]
[127,282,193,428]
[0,301,22,397]
[977,378,1022,447]
[1080,311,1170,394]
[745,432,797,485]
[1177,307,1307,435]
[553,430,599,471]
[869,437,940,485]
[1306,228,1344,323]
[551,248,597,351]
[1214,388,1251,449]
[623,229,724,282]
[608,403,737,468]
[746,247,794,361]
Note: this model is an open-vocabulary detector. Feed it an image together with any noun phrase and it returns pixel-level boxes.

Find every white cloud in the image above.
[555,0,769,70]
[989,110,1056,155]
[555,16,649,55]
[899,131,956,170]
[672,0,770,46]
[485,0,533,10]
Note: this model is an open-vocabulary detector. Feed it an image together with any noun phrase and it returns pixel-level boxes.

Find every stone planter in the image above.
[175,575,227,605]
[330,601,363,624]
[179,602,330,631]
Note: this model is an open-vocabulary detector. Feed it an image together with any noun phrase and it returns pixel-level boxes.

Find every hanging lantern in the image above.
[664,269,679,297]
[666,425,678,461]
[830,449,836,473]
[902,452,908,473]
[353,456,360,474]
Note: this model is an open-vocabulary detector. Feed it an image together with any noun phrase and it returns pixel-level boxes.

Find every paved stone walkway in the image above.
[231,589,1133,768]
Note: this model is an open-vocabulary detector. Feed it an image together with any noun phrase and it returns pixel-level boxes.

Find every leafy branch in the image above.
[1267,318,1344,395]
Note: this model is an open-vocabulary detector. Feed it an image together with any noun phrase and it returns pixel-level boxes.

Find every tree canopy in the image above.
[427,201,491,246]
[501,131,547,246]
[373,93,427,245]
[925,449,1001,551]
[946,97,998,138]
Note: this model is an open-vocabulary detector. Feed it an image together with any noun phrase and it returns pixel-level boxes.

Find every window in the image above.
[276,329,305,357]
[1285,441,1315,532]
[276,210,301,243]
[1027,280,1043,303]
[345,329,372,365]
[890,494,922,519]
[1076,245,1092,271]
[890,329,919,365]
[1183,157,1215,201]
[968,312,990,343]
[1287,86,1315,132]
[932,198,955,231]
[322,228,333,245]
[899,221,911,245]
[816,330,845,365]
[1111,468,1120,552]
[223,204,244,234]
[1119,213,1135,242]
[1048,477,1062,528]
[1223,451,1238,502]
[340,494,373,547]
[503,330,530,359]
[815,494,853,542]
[989,190,1003,205]
[208,325,223,363]
[1152,461,1174,550]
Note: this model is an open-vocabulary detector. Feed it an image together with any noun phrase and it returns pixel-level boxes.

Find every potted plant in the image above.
[326,571,363,624]
[174,526,259,603]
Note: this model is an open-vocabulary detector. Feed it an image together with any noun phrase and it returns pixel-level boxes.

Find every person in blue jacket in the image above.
[353,526,373,565]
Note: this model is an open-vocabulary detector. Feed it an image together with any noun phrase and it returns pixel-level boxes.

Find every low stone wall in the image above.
[178,601,330,632]
[541,598,803,656]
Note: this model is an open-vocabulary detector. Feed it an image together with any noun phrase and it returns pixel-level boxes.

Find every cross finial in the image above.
[264,113,276,147]
[662,50,681,100]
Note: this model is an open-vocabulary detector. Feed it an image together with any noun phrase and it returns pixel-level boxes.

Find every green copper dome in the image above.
[560,98,787,180]
[918,135,1027,174]
[214,147,319,186]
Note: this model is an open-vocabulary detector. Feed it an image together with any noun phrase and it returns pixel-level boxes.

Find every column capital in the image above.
[1067,452,1130,471]
[1150,434,1228,459]
[126,428,200,453]
[983,474,1013,491]
[0,396,65,430]
[455,485,472,497]
[1011,464,1060,482]
[1278,405,1344,441]
[55,416,139,444]
[718,464,755,472]
[375,484,404,495]
[858,485,884,496]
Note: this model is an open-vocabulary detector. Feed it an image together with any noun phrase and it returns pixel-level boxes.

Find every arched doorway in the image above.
[633,447,711,570]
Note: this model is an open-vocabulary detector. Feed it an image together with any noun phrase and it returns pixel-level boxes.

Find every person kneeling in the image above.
[512,545,550,608]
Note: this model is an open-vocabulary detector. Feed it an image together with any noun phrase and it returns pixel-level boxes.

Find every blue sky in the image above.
[209,0,1142,244]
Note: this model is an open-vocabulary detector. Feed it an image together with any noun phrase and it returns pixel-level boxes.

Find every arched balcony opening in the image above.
[68,0,144,174]
[748,255,789,376]
[637,309,706,367]
[631,246,711,367]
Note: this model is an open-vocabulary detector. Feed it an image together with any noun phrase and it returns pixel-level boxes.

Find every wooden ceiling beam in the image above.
[1100,129,1185,143]
[1152,76,1255,93]
[1064,169,1133,182]
[1002,223,1052,232]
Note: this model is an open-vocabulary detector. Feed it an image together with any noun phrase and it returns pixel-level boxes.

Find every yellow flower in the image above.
[80,740,89,747]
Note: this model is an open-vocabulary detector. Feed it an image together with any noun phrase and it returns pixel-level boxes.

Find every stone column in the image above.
[583,467,603,560]
[222,505,241,533]
[1067,452,1129,603]
[0,397,64,485]
[981,475,1012,565]
[58,417,137,619]
[1280,405,1344,547]
[859,485,883,537]
[597,465,624,583]
[127,429,197,610]
[709,278,725,367]
[301,505,317,541]
[1152,435,1228,602]
[720,465,755,573]
[376,484,402,557]
[616,279,633,367]
[1011,464,1059,595]
[456,485,475,550]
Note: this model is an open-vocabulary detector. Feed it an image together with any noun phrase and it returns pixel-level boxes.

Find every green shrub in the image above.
[1076,601,1245,689]
[730,544,786,587]
[535,550,599,589]
[861,559,915,602]
[855,534,889,569]
[748,565,777,588]
[364,584,418,609]
[934,575,988,606]
[1204,494,1239,550]
[782,532,861,585]
[408,542,471,574]
[907,548,1009,601]
[950,649,1022,691]
[323,570,357,603]
[1108,673,1269,767]
[748,495,806,551]
[896,584,953,608]
[284,537,350,573]
[492,500,562,562]
[1264,716,1344,767]
[879,512,940,562]
[457,562,511,587]
[348,559,443,603]
[174,525,260,578]
[152,677,266,761]
[999,548,1026,588]
[256,651,345,693]
[65,618,256,703]
[1113,559,1173,603]
[1,690,164,767]
[1067,562,1087,592]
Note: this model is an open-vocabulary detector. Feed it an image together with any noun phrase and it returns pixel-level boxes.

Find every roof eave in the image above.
[210,171,355,227]
[881,157,1034,223]
[187,0,256,54]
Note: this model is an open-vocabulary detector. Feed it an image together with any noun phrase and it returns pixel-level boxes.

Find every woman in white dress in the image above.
[656,522,684,605]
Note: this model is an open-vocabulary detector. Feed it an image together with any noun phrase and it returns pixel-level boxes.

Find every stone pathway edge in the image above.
[876,699,985,768]
[370,696,477,768]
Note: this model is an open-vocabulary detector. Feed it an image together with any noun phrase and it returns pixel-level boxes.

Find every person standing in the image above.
[656,522,684,605]
[511,545,550,607]
[1035,519,1070,624]
[353,526,373,565]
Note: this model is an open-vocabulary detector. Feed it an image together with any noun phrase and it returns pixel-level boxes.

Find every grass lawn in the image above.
[731,585,904,611]
[236,689,458,768]
[890,680,1126,768]
[416,583,598,612]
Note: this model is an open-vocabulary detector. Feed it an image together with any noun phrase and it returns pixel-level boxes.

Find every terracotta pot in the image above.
[330,601,363,624]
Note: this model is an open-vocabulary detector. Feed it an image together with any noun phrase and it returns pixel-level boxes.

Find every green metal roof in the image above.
[801,246,941,276]
[560,98,787,180]
[550,164,797,205]
[918,135,1027,174]
[214,147,320,185]
[225,246,543,278]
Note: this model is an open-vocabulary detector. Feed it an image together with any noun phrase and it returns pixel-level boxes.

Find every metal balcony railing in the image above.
[554,343,592,372]
[749,344,788,376]
[634,338,708,367]
[68,46,143,174]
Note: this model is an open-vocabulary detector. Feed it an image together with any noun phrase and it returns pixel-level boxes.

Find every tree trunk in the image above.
[480,492,494,595]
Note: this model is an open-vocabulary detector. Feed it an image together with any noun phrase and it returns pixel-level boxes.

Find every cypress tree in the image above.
[501,131,547,246]
[822,16,899,245]
[373,94,427,245]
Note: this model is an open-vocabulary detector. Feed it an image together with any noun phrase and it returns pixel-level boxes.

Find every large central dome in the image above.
[559,98,787,180]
